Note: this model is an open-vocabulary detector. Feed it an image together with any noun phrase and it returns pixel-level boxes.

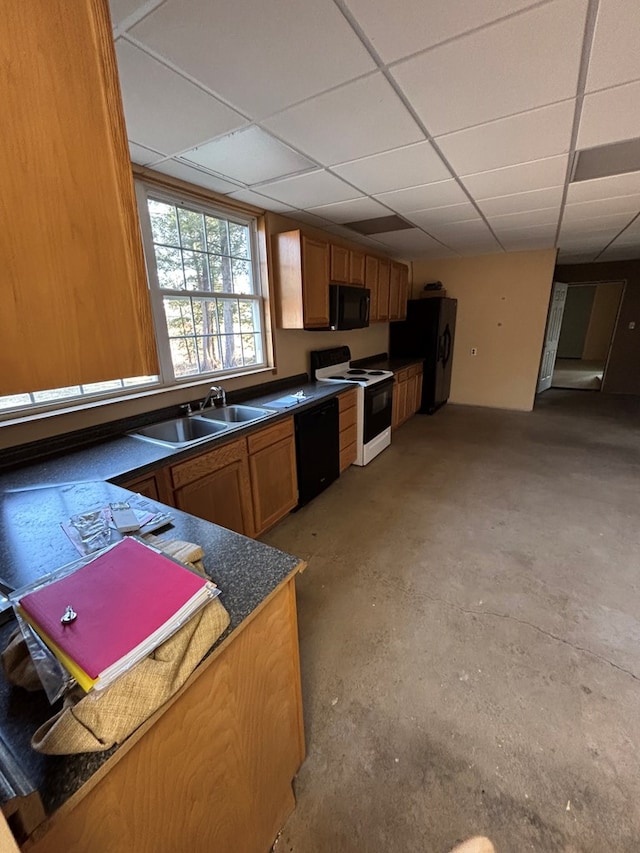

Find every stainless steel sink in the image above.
[197,405,270,424]
[131,417,230,448]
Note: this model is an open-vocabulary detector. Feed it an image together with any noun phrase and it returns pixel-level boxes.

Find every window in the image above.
[139,188,266,381]
[0,186,267,417]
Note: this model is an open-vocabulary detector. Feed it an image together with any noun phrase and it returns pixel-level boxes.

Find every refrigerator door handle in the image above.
[442,325,452,366]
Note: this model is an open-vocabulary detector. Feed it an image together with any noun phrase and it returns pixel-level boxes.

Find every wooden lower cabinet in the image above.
[392,364,423,429]
[171,437,254,538]
[248,419,298,536]
[338,389,358,471]
[24,578,305,853]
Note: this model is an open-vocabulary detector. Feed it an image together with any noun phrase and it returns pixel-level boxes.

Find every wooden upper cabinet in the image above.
[398,264,409,320]
[349,250,365,286]
[388,262,403,321]
[330,244,349,283]
[377,259,391,321]
[365,256,379,321]
[1,0,158,395]
[273,230,330,329]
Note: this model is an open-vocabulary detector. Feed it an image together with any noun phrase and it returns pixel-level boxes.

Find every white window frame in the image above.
[136,181,269,385]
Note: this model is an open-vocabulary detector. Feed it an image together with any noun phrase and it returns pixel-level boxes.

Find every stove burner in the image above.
[368,370,385,375]
[347,369,367,374]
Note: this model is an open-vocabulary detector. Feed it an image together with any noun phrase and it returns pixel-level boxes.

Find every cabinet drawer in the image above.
[339,423,357,450]
[338,389,358,412]
[247,417,294,454]
[339,405,357,432]
[171,437,248,489]
[395,368,409,382]
[408,364,421,378]
[340,442,357,472]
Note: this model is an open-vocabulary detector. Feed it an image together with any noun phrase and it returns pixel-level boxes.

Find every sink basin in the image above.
[198,405,270,424]
[131,417,229,448]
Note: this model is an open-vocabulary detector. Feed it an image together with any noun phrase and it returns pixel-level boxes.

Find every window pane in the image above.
[0,394,31,411]
[205,216,230,256]
[33,386,81,403]
[155,246,185,289]
[164,297,194,336]
[219,335,243,369]
[209,254,233,292]
[228,222,251,258]
[177,208,206,252]
[239,299,260,332]
[196,336,221,373]
[122,375,158,387]
[182,250,211,291]
[192,299,219,337]
[231,259,253,294]
[169,337,199,377]
[241,333,260,365]
[216,299,240,334]
[149,200,179,246]
[82,380,123,393]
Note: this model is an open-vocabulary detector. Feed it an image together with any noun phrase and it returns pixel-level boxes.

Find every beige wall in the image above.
[411,249,556,411]
[582,282,624,361]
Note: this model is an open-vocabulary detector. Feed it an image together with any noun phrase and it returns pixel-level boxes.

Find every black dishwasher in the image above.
[294,397,340,507]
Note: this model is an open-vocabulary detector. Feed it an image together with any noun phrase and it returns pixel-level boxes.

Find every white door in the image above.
[537,281,568,393]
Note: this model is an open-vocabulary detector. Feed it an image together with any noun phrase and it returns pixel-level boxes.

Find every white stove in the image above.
[311,346,394,466]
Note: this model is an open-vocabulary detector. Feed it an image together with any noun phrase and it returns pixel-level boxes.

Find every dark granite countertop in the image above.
[0,480,302,817]
[352,353,425,373]
[0,381,353,493]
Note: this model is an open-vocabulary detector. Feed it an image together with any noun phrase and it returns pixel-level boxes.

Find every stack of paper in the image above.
[17,537,216,692]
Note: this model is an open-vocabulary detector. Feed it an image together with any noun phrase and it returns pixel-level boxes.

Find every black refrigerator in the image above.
[389,297,457,414]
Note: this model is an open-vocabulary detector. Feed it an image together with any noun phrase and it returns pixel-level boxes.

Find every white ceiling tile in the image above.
[343,0,542,64]
[491,222,558,239]
[130,0,375,118]
[599,245,640,260]
[253,171,361,208]
[128,140,163,165]
[560,208,640,230]
[110,0,141,26]
[182,127,315,185]
[437,101,575,174]
[567,171,640,204]
[577,80,640,149]
[425,219,497,243]
[322,224,375,245]
[559,224,624,244]
[586,0,640,92]
[306,197,389,223]
[406,203,480,228]
[331,141,451,194]
[262,74,423,165]
[225,189,296,213]
[461,155,569,199]
[500,236,557,251]
[115,41,247,155]
[375,179,467,213]
[392,0,586,135]
[478,186,564,217]
[487,207,561,228]
[152,159,243,194]
[290,210,335,228]
[371,229,444,255]
[556,251,598,262]
[563,195,640,220]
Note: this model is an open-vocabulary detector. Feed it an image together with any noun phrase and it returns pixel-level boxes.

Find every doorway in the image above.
[538,281,624,394]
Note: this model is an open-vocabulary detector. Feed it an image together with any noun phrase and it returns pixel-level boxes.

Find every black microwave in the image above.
[329,284,370,330]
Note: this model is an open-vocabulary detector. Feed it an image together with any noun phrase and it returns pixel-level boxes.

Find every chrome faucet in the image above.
[201,385,226,409]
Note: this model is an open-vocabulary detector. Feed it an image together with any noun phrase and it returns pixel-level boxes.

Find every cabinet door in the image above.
[388,263,402,321]
[250,437,298,536]
[392,378,400,429]
[365,256,379,320]
[349,250,365,286]
[330,245,349,283]
[174,459,254,537]
[2,0,158,395]
[120,474,159,501]
[301,235,330,328]
[414,368,423,413]
[377,259,391,322]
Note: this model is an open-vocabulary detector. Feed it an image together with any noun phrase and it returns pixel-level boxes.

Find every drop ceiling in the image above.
[110,0,640,264]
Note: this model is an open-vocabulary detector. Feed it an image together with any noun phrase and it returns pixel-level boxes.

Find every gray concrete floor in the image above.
[263,390,640,853]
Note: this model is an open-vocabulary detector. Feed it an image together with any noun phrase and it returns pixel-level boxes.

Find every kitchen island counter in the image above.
[0,480,304,852]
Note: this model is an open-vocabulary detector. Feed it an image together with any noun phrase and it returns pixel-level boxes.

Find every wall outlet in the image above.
[629,321,636,330]
[470,347,478,356]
